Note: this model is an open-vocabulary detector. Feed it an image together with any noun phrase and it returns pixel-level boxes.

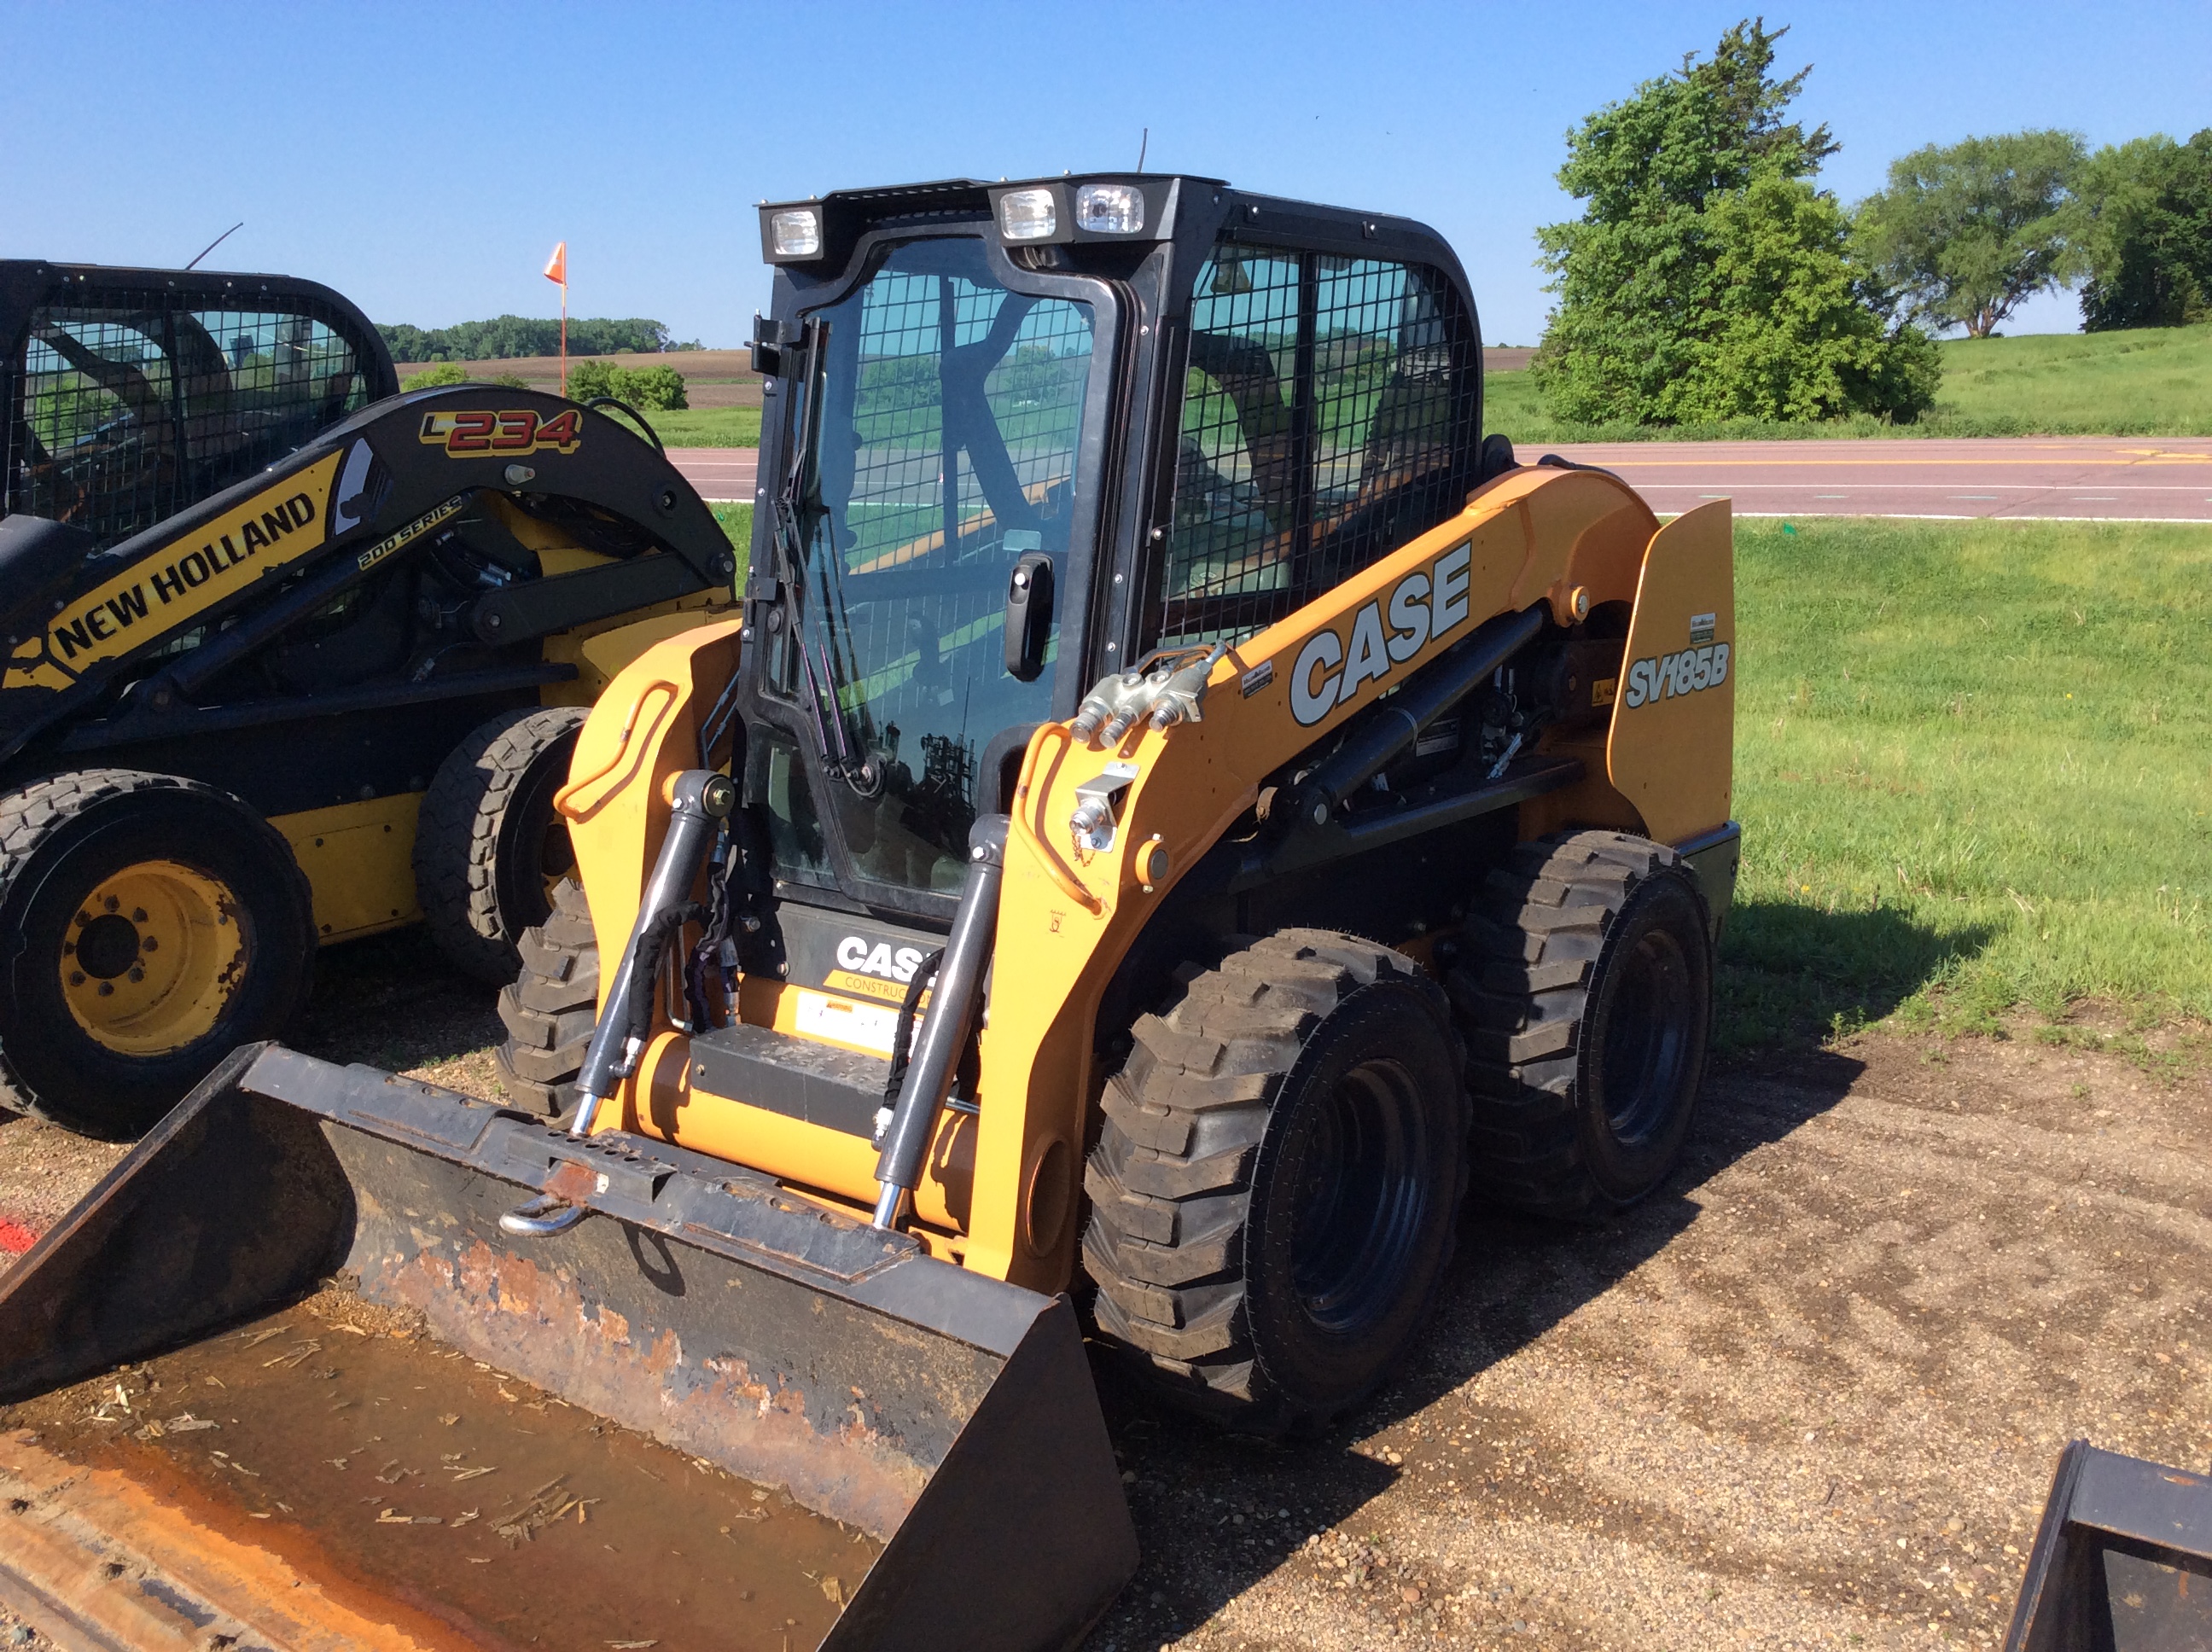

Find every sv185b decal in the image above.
[1622,643,1730,708]
[417,408,583,457]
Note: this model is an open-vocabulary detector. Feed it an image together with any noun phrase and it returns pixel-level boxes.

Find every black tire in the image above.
[493,876,597,1120]
[1081,929,1468,1434]
[416,706,588,987]
[1452,830,1714,1219]
[0,769,316,1139]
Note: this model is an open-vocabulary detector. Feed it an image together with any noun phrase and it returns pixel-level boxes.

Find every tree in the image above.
[567,359,688,410]
[375,317,700,362]
[1532,19,1938,425]
[1854,131,2086,338]
[2074,131,2212,330]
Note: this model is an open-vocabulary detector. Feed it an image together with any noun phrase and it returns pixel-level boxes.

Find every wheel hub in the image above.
[61,861,247,1056]
[1288,1059,1425,1339]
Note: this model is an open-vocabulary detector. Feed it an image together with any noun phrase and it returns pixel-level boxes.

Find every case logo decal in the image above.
[1288,541,1476,726]
[418,407,583,457]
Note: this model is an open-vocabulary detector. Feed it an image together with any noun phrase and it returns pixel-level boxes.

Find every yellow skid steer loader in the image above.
[1,175,1738,1649]
[1,259,741,1137]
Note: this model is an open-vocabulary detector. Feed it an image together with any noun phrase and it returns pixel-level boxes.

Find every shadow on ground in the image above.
[1080,902,1953,1646]
[1716,899,1999,1052]
[289,928,504,1075]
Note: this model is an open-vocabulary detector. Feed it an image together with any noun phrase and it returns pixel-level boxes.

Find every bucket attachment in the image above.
[2004,1440,2212,1651]
[0,1044,1138,1651]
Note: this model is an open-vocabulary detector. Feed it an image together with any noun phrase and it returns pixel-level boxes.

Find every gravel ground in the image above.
[5,960,2207,1651]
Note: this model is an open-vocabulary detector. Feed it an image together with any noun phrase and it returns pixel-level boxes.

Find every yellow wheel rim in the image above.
[60,860,247,1056]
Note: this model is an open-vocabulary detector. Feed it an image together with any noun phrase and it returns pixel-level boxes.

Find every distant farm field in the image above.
[1723,515,2212,1047]
[1487,321,2212,444]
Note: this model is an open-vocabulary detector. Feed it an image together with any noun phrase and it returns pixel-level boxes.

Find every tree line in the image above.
[1534,20,2211,426]
[377,316,701,363]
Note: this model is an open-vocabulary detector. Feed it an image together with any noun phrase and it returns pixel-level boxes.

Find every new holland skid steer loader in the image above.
[0,176,1739,1649]
[0,259,739,1137]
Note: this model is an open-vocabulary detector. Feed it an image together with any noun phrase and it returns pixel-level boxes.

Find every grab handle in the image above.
[555,680,678,820]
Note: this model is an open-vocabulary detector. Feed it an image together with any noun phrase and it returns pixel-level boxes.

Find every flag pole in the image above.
[544,241,569,398]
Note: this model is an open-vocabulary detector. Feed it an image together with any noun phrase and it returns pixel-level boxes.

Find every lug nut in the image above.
[129,968,144,983]
[142,936,159,951]
[131,907,147,922]
[97,982,113,997]
[104,895,119,912]
[69,970,85,986]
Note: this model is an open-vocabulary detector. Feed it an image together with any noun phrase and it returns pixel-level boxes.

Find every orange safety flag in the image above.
[544,241,568,287]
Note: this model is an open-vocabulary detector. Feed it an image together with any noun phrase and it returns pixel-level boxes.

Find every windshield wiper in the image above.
[767,318,873,791]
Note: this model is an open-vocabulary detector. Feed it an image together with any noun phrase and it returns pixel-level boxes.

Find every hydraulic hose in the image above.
[871,815,1007,1228]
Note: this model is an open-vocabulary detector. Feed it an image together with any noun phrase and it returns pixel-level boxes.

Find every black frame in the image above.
[742,174,1487,930]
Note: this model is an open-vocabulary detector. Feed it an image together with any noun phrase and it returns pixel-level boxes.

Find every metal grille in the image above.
[795,238,1093,894]
[6,294,372,549]
[1153,249,1478,650]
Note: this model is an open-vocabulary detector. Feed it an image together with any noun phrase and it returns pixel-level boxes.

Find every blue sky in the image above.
[7,1,2206,347]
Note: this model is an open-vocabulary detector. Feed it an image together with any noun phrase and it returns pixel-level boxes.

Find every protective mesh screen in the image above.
[1153,249,1478,651]
[6,295,373,549]
[792,238,1093,895]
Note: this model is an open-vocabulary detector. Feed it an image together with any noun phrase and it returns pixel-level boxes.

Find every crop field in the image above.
[5,515,2209,1649]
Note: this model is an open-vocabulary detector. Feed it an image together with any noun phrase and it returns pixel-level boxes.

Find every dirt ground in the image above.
[3,945,2207,1651]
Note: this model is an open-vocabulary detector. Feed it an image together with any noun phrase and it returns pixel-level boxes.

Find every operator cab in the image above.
[742,175,1489,924]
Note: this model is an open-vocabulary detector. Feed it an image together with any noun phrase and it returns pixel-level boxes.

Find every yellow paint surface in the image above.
[269,794,424,943]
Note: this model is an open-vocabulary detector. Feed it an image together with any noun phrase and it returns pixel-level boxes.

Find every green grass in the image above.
[1719,516,2212,1050]
[1486,320,2212,444]
[643,405,761,446]
[711,503,753,586]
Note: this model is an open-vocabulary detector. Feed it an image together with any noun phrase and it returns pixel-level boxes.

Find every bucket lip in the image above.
[236,1044,1055,1359]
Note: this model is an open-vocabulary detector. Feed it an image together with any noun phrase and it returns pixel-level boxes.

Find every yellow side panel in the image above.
[267,794,424,944]
[1604,500,1735,843]
[540,602,730,708]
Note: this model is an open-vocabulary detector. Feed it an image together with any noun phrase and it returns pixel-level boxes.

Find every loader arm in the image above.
[0,385,734,767]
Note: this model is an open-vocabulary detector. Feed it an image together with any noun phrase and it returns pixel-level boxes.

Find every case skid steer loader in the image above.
[0,260,738,1137]
[0,177,1740,1649]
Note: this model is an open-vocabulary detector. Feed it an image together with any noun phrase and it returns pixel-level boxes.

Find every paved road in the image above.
[671,437,2212,522]
[1534,436,2212,522]
[670,446,760,502]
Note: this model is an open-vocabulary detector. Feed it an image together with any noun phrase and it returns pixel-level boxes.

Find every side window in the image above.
[1162,253,1302,649]
[15,308,183,547]
[1154,248,1476,650]
[178,308,370,502]
[4,298,372,550]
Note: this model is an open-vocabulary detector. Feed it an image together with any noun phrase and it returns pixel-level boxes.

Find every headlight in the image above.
[998,188,1057,241]
[768,207,822,259]
[1074,183,1144,235]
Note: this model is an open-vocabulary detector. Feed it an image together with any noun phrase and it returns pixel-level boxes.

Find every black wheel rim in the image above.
[1598,926,1692,1143]
[498,738,580,934]
[1285,1057,1428,1339]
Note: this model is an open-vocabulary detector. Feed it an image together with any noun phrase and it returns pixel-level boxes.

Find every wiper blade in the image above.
[769,318,873,793]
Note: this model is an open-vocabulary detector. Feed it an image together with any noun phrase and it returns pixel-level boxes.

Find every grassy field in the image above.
[1487,319,2212,444]
[1721,515,2212,1050]
[646,405,762,445]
